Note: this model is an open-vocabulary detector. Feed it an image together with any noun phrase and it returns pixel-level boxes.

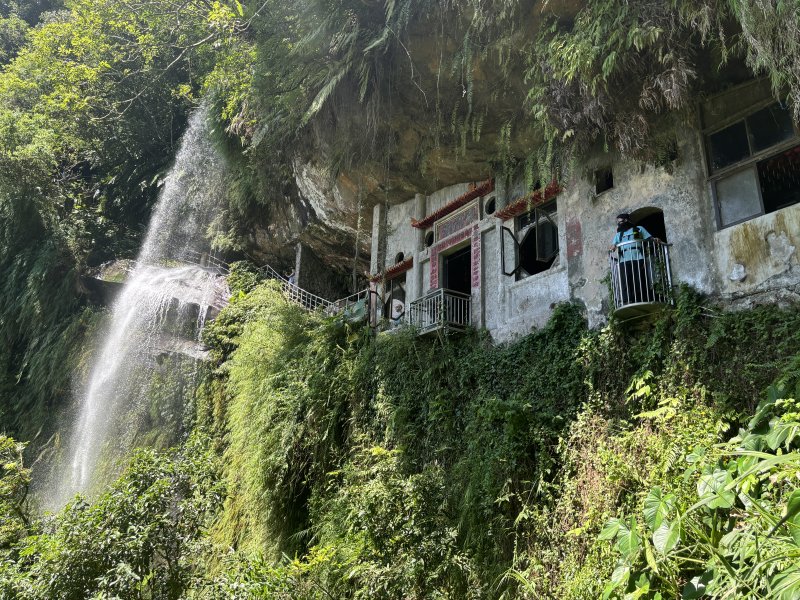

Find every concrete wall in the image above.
[713,205,800,306]
[370,119,800,338]
[563,123,717,327]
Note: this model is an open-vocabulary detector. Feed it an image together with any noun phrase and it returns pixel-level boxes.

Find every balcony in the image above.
[609,238,674,320]
[408,288,471,335]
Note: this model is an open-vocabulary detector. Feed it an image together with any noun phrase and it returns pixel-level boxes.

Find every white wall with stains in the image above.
[370,117,800,338]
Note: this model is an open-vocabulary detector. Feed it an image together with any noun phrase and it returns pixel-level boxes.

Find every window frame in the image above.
[514,200,559,280]
[704,98,800,229]
[382,275,406,321]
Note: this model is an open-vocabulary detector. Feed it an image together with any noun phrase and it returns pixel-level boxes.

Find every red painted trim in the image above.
[411,179,494,229]
[494,181,562,221]
[369,256,413,283]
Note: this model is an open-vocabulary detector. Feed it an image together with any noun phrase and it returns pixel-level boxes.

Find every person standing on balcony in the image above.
[610,213,652,305]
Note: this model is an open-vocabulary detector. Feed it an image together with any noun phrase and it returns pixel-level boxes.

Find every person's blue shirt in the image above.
[613,226,651,262]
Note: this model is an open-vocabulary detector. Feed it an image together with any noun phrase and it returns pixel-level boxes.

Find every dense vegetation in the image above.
[2,0,800,598]
[2,0,800,437]
[2,277,799,598]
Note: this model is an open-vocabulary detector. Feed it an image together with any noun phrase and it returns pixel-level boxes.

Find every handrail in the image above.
[408,288,471,334]
[256,264,333,311]
[183,250,230,274]
[255,262,369,316]
[609,238,674,313]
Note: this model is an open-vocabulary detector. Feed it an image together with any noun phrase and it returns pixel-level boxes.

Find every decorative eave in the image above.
[369,257,414,283]
[494,181,562,221]
[411,179,494,229]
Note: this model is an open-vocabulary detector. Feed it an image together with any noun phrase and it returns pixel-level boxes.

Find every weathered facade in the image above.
[369,79,800,340]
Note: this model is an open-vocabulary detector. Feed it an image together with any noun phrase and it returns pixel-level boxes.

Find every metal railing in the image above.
[327,288,372,321]
[609,238,674,314]
[256,263,370,317]
[183,250,230,274]
[257,264,334,312]
[408,288,472,335]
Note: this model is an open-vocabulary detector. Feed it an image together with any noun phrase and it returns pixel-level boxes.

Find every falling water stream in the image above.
[51,106,229,507]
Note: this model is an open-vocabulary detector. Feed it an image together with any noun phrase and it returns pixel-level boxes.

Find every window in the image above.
[501,200,559,279]
[594,167,614,194]
[383,276,406,323]
[705,99,800,227]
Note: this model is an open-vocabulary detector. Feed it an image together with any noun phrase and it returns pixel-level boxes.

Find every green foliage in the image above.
[307,445,482,598]
[3,279,800,599]
[205,282,359,558]
[193,282,800,599]
[599,384,800,599]
[0,436,29,550]
[225,260,267,296]
[0,433,221,599]
[197,282,588,591]
[207,446,482,599]
[0,192,99,437]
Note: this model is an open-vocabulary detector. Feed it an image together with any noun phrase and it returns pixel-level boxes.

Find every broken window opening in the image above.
[501,200,559,279]
[595,167,614,195]
[629,207,668,243]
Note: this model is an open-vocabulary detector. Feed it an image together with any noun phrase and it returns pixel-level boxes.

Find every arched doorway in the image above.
[609,206,674,320]
[630,207,667,242]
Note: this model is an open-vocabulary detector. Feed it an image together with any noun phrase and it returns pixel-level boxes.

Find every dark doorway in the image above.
[630,207,667,242]
[444,245,472,295]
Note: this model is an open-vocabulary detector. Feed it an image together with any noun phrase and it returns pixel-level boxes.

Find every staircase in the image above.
[253,264,370,317]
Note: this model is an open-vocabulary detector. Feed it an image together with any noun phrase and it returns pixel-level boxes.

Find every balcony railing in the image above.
[609,238,674,320]
[408,288,471,335]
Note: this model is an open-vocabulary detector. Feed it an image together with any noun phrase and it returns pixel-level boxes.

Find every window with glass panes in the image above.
[704,92,800,228]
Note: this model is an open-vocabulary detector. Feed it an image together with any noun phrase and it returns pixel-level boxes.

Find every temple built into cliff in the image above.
[367,78,800,341]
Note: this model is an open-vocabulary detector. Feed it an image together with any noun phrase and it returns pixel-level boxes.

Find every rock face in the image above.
[241,4,586,280]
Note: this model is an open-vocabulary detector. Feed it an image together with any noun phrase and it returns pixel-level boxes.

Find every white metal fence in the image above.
[256,263,370,317]
[609,238,674,312]
[183,250,230,274]
[408,288,472,335]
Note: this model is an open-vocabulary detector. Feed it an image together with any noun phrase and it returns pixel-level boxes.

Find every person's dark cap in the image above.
[616,213,630,220]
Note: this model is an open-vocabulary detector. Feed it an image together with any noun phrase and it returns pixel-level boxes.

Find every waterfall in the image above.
[50,105,229,507]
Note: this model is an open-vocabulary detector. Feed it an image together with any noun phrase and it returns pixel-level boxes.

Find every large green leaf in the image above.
[617,516,641,562]
[772,567,800,600]
[652,520,680,554]
[682,570,713,599]
[788,512,800,546]
[602,563,630,600]
[599,517,622,540]
[784,489,800,522]
[643,487,675,531]
[766,418,800,450]
[697,469,735,510]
